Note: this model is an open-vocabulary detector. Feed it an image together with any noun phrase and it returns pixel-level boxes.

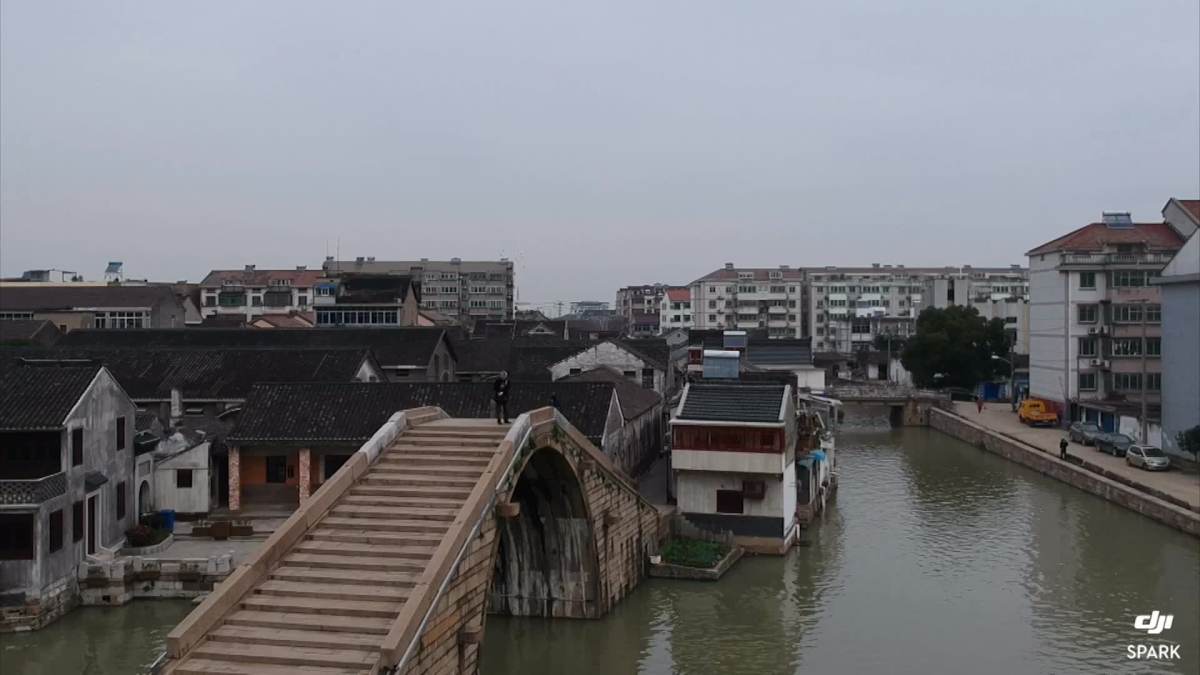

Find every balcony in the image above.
[1059,252,1173,268]
[0,472,67,506]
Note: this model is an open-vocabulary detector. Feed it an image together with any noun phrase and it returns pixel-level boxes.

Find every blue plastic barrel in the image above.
[160,509,176,532]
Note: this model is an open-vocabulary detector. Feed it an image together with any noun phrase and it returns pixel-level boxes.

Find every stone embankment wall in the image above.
[930,409,1199,537]
[79,554,234,606]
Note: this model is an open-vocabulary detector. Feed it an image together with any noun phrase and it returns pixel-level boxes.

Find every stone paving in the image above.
[954,401,1200,510]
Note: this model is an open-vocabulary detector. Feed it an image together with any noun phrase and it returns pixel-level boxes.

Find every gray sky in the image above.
[2,1,1197,308]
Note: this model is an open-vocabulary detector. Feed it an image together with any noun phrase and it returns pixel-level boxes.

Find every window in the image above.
[715,490,744,514]
[73,501,84,542]
[708,300,716,309]
[0,514,35,560]
[1146,337,1161,356]
[641,368,655,389]
[72,428,84,466]
[116,417,126,451]
[116,481,126,520]
[1147,373,1162,391]
[708,314,717,322]
[1077,304,1098,323]
[48,510,63,553]
[1114,373,1142,391]
[1111,338,1142,356]
[1078,272,1096,289]
[1078,337,1097,357]
[622,370,636,378]
[1111,270,1148,287]
[1078,373,1097,391]
[176,469,193,489]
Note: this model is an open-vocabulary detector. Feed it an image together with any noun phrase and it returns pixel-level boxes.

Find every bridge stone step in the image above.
[339,494,464,509]
[209,624,381,651]
[349,485,471,500]
[361,473,480,488]
[284,552,427,573]
[377,454,492,467]
[370,464,485,477]
[294,540,437,560]
[257,579,409,602]
[222,609,393,635]
[319,516,452,534]
[404,429,509,439]
[306,528,446,547]
[167,657,366,675]
[329,505,459,521]
[240,593,401,618]
[187,642,376,671]
[271,565,420,587]
[392,437,499,448]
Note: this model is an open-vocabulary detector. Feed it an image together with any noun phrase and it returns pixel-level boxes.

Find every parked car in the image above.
[1095,432,1134,457]
[1125,445,1171,471]
[1068,421,1104,446]
[1018,399,1059,427]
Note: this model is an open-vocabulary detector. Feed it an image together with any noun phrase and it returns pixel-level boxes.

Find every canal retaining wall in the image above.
[929,409,1200,537]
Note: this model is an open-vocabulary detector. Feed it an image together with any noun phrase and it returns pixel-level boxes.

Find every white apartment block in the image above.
[809,264,1028,354]
[198,266,321,319]
[1027,212,1186,426]
[323,257,514,322]
[689,264,805,339]
[616,284,667,336]
[659,287,693,333]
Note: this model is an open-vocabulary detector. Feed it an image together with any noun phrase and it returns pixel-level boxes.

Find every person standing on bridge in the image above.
[494,370,511,425]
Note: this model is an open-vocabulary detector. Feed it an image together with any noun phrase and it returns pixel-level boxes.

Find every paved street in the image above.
[953,401,1200,510]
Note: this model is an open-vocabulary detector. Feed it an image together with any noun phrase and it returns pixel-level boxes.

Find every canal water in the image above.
[483,427,1200,675]
[2,428,1196,674]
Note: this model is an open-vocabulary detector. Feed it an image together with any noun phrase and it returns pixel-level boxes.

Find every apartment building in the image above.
[1027,211,1187,430]
[808,264,1029,354]
[322,257,514,323]
[0,284,188,330]
[659,287,692,333]
[615,284,667,337]
[689,264,806,339]
[198,266,322,320]
[313,274,421,327]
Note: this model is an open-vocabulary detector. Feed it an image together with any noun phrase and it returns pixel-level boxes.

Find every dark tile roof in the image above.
[199,269,326,288]
[0,319,61,346]
[677,384,786,424]
[450,336,592,381]
[56,327,451,368]
[0,347,373,400]
[1026,222,1185,256]
[689,329,769,347]
[690,370,799,389]
[745,338,812,367]
[0,284,179,311]
[0,363,102,430]
[229,381,615,445]
[84,471,109,491]
[613,338,669,370]
[559,367,662,420]
[336,274,418,304]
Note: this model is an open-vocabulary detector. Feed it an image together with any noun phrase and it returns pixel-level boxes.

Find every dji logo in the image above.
[1133,611,1174,635]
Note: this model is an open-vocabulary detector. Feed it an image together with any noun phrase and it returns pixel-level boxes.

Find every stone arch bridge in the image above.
[162,406,664,674]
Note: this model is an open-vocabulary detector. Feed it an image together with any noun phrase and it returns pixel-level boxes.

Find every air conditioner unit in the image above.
[1090,359,1101,366]
[1087,327,1098,335]
[742,480,766,500]
[1102,360,1111,369]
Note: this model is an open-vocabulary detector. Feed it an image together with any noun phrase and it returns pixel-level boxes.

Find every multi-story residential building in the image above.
[198,266,322,320]
[569,300,610,316]
[689,264,806,339]
[1154,199,1199,458]
[616,284,667,336]
[658,287,692,334]
[0,362,136,631]
[313,274,422,327]
[322,257,514,323]
[1027,211,1187,431]
[0,284,188,331]
[808,264,1029,354]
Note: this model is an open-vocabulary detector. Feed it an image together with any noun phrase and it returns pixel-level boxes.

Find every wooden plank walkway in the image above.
[165,419,509,675]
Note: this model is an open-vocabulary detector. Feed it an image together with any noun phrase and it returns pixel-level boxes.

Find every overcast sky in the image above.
[2,1,1197,309]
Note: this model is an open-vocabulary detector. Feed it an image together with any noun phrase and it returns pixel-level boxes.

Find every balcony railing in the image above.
[0,472,67,505]
[1059,253,1172,267]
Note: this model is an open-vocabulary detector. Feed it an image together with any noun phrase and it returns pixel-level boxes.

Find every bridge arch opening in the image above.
[489,447,600,619]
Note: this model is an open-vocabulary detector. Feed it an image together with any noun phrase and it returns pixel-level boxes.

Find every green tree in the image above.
[901,306,1009,389]
[1176,425,1200,459]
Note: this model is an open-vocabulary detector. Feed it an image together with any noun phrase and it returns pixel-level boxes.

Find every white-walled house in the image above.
[549,339,675,397]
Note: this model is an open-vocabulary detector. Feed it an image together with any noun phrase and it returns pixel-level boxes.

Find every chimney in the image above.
[295,265,307,271]
[355,256,365,264]
[779,265,790,270]
[244,264,256,271]
[724,262,734,270]
[170,388,183,424]
[872,263,880,269]
[367,256,375,262]
[325,255,334,262]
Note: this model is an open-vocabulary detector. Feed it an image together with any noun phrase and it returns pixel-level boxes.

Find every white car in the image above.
[1125,445,1170,471]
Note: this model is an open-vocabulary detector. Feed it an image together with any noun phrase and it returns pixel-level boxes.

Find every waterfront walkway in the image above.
[954,402,1200,511]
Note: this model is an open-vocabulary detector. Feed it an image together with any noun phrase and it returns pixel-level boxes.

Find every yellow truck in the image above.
[1018,399,1059,427]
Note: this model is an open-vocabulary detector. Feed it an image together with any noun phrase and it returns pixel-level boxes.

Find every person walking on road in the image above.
[494,370,511,425]
[1059,437,1069,460]
[976,397,984,414]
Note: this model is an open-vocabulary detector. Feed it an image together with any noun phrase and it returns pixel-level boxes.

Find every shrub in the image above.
[1176,425,1200,459]
[125,524,169,548]
[661,537,730,569]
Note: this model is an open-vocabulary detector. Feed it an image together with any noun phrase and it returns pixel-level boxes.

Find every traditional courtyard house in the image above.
[0,362,136,631]
[548,338,676,397]
[670,383,799,554]
[0,319,62,347]
[226,381,623,511]
[0,284,188,330]
[559,367,665,475]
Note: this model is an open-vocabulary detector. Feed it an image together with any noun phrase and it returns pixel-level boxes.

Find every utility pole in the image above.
[1140,300,1148,443]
